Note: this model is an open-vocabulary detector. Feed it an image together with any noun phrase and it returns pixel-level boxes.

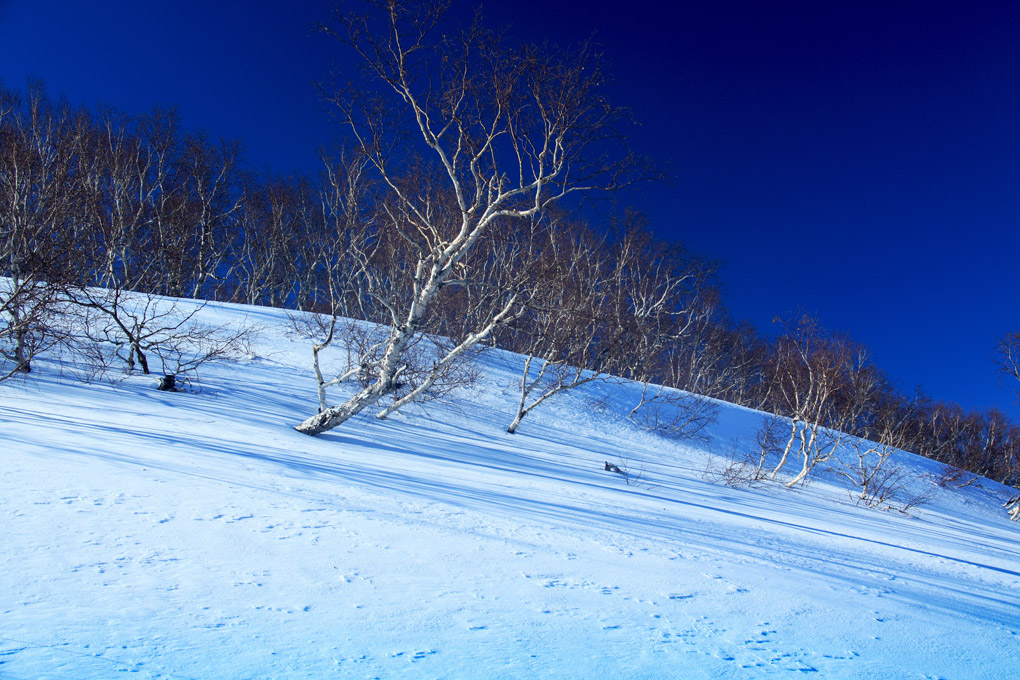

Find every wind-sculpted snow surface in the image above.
[2,299,1019,678]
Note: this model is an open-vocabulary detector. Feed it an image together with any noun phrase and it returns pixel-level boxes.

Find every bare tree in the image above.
[501,214,719,438]
[234,175,312,308]
[295,0,646,435]
[681,319,769,409]
[294,155,383,412]
[998,332,1020,401]
[179,133,243,299]
[608,218,721,440]
[837,395,919,509]
[130,113,243,302]
[763,315,877,487]
[610,220,712,390]
[0,84,86,377]
[65,284,256,387]
[504,218,621,434]
[295,153,489,416]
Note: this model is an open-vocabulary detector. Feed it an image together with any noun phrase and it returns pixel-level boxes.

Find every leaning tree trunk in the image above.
[294,326,413,435]
[294,381,392,435]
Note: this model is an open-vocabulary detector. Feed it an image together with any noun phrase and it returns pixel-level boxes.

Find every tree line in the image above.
[1,0,1018,492]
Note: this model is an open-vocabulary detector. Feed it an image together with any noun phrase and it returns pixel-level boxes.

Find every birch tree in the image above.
[295,0,645,435]
[131,114,242,301]
[0,84,85,377]
[75,108,162,293]
[608,220,721,439]
[999,332,1020,402]
[504,218,621,434]
[234,175,316,308]
[764,316,876,487]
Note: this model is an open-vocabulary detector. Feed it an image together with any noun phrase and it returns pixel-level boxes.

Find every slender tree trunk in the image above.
[770,419,801,479]
[134,342,150,375]
[13,327,31,373]
[785,426,813,487]
[629,381,658,419]
[506,355,536,434]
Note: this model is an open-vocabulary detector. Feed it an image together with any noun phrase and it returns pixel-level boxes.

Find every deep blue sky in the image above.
[2,0,1018,417]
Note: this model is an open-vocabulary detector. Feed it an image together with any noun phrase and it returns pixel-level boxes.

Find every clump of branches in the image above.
[831,395,933,511]
[66,288,256,387]
[705,452,767,489]
[629,389,718,442]
[839,450,910,509]
[933,463,978,489]
[303,311,480,416]
[836,439,926,512]
[705,419,781,488]
[0,279,66,380]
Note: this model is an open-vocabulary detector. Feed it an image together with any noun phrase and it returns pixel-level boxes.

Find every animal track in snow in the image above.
[391,649,437,662]
[521,572,621,596]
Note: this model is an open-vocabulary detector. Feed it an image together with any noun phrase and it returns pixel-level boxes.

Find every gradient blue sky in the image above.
[2,0,1018,417]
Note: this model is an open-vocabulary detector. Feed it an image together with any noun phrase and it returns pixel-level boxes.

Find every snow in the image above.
[2,298,1019,679]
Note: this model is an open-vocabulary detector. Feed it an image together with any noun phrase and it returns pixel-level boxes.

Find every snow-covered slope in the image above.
[2,299,1018,679]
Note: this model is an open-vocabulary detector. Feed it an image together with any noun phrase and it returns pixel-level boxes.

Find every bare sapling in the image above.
[505,220,623,433]
[67,287,256,387]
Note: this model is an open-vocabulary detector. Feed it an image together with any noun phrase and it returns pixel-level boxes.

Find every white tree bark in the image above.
[296,3,643,435]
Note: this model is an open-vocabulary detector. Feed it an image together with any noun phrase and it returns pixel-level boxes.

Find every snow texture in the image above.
[2,298,1019,679]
